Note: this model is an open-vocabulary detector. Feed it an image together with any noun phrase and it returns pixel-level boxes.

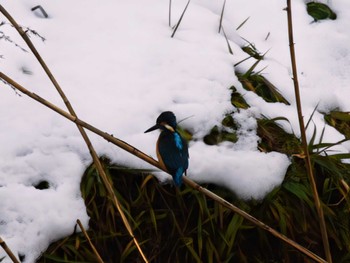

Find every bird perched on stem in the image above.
[145,111,189,187]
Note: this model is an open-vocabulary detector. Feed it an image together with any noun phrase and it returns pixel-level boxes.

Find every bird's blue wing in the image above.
[158,131,189,185]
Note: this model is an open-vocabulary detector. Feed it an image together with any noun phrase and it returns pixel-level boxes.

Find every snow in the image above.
[1,0,350,261]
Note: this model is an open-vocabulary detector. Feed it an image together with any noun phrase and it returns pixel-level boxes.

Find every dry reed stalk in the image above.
[168,0,172,27]
[171,0,191,38]
[0,73,327,263]
[0,5,149,263]
[341,179,349,192]
[0,237,20,263]
[285,1,332,262]
[76,219,104,263]
[218,0,226,33]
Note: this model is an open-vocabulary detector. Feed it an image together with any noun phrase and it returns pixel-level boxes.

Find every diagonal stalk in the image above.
[285,1,332,262]
[76,219,104,263]
[0,5,148,263]
[0,237,20,263]
[0,72,327,263]
[171,0,191,38]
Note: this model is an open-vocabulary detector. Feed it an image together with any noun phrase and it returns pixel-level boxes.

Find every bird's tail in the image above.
[174,167,184,187]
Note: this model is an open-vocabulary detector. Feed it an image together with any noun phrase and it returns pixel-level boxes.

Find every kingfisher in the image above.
[145,111,189,187]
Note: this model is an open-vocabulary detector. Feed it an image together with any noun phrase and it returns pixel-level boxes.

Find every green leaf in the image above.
[307,2,337,21]
[283,180,313,208]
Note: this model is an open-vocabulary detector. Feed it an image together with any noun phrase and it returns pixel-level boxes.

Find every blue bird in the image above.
[145,111,189,187]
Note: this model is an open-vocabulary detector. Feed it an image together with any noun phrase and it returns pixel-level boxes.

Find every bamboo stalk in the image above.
[0,237,20,263]
[0,73,327,263]
[285,1,332,262]
[76,219,104,263]
[0,5,149,263]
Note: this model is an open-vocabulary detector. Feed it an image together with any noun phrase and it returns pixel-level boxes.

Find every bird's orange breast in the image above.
[156,137,168,172]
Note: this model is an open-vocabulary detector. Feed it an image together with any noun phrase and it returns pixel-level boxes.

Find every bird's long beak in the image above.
[144,124,161,133]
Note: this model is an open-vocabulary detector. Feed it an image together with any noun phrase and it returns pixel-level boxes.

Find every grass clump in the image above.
[234,49,290,105]
[257,117,301,155]
[37,149,350,262]
[203,113,238,146]
[202,84,249,147]
[38,158,251,262]
[203,124,238,146]
[324,111,350,139]
[237,71,290,105]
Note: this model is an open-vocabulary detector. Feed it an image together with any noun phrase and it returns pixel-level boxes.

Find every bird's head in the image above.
[145,111,177,133]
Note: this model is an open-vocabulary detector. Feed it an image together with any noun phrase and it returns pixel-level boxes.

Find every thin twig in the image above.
[0,24,27,52]
[285,1,332,262]
[0,73,327,263]
[168,0,172,27]
[218,0,226,33]
[76,219,104,263]
[221,26,233,55]
[171,0,191,38]
[0,237,20,263]
[31,5,49,18]
[0,5,149,263]
[236,16,250,31]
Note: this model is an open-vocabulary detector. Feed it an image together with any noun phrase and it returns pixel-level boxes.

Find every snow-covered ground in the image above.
[1,0,349,261]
